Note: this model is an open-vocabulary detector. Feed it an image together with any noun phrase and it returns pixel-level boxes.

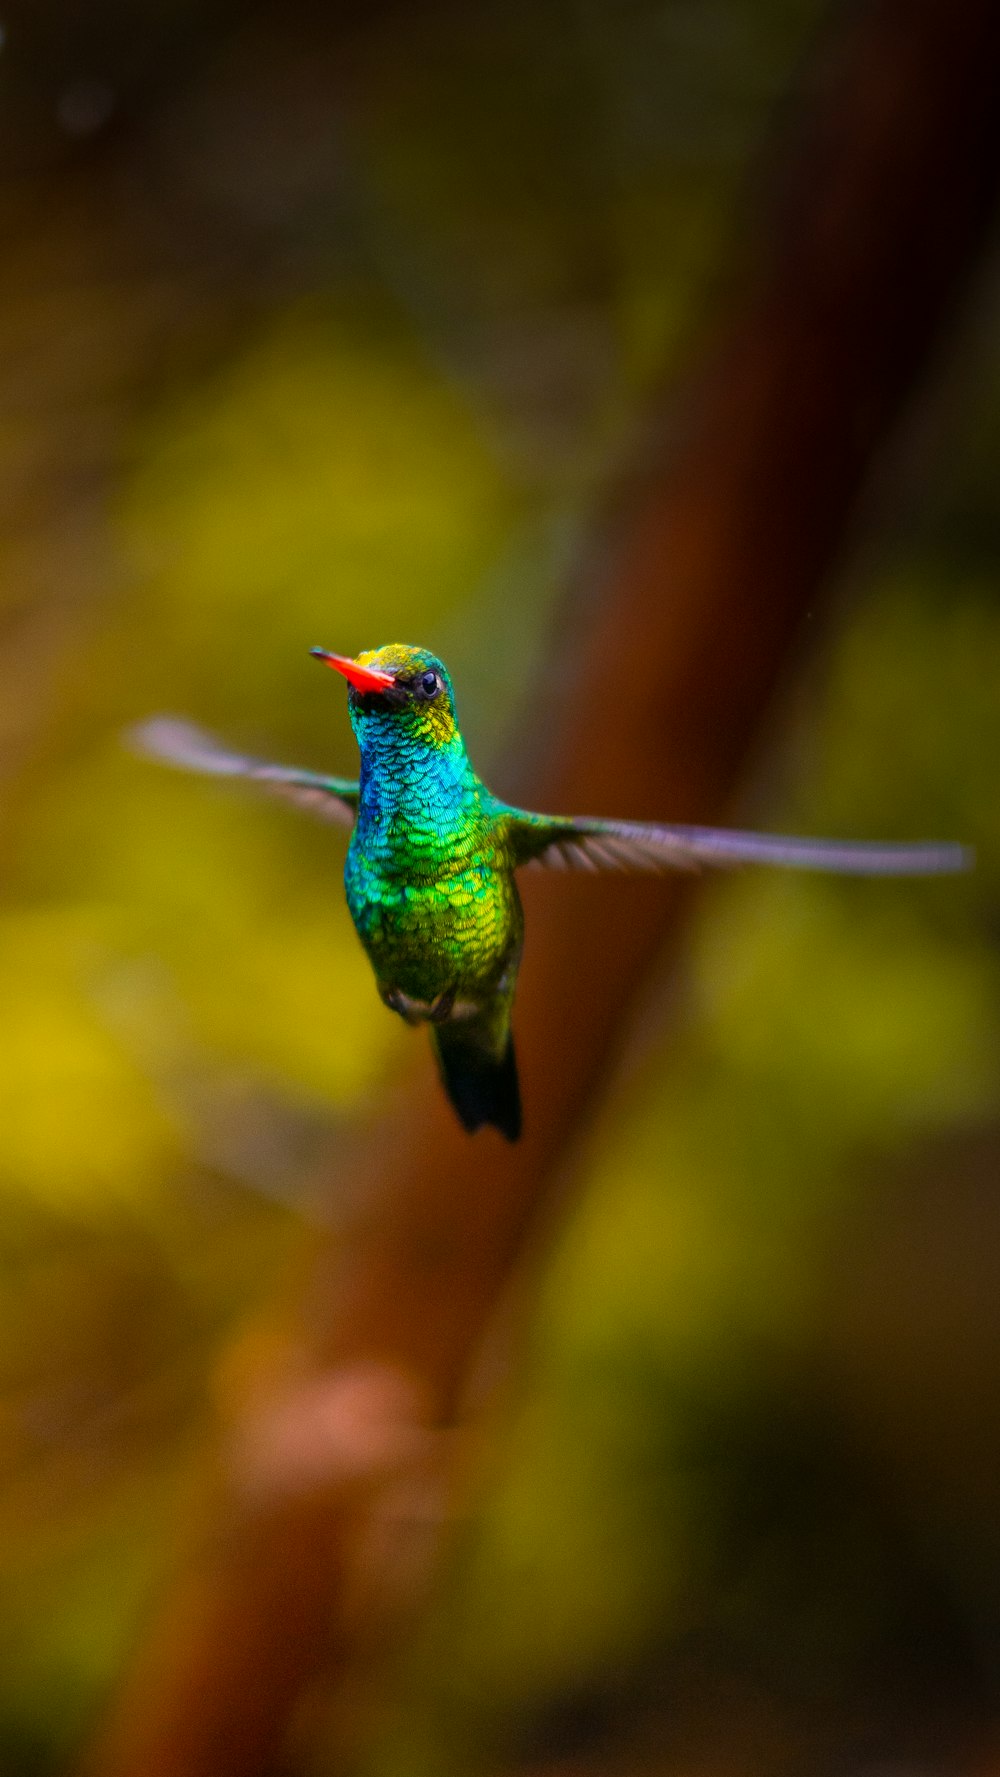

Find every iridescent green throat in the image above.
[348,684,488,883]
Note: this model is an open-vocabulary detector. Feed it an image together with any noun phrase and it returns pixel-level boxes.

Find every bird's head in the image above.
[311,643,459,752]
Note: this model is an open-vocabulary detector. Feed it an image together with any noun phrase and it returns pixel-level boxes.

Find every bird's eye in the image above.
[420,670,440,698]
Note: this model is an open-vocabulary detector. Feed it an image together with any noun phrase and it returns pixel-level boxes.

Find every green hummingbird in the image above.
[134,642,969,1141]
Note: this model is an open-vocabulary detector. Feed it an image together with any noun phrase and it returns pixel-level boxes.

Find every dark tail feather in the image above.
[432,1022,522,1141]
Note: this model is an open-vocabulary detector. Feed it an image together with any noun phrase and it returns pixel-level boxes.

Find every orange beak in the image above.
[310,648,396,693]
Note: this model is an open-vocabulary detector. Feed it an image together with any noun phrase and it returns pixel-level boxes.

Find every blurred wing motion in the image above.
[509,810,970,876]
[131,717,359,826]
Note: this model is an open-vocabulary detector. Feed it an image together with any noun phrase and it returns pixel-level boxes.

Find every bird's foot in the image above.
[429,987,456,1024]
[380,984,457,1026]
[380,986,424,1026]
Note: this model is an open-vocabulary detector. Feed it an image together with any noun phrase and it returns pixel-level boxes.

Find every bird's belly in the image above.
[345,851,520,1009]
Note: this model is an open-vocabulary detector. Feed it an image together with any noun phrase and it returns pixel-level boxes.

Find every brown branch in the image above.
[83,3,1000,1773]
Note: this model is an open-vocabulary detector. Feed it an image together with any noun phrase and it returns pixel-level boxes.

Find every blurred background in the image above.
[0,1,999,1773]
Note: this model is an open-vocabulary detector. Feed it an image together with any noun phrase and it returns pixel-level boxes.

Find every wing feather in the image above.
[130,717,358,827]
[509,809,970,877]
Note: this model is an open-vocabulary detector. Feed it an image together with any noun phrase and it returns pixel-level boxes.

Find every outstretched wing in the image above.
[507,808,970,877]
[131,717,359,827]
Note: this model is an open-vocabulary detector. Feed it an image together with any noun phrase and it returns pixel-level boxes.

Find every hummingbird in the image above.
[134,642,969,1141]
